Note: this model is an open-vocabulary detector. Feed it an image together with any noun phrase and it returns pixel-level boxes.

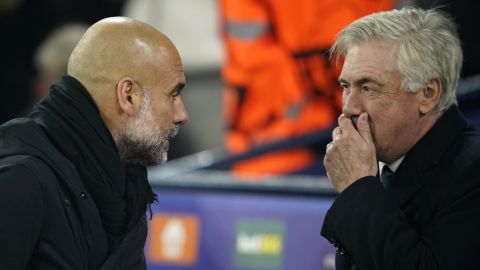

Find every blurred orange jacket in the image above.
[221,0,395,177]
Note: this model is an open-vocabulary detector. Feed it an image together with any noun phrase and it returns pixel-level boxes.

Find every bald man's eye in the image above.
[170,92,180,102]
[169,91,181,103]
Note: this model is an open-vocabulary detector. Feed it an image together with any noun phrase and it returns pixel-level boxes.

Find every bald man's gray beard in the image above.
[115,90,179,166]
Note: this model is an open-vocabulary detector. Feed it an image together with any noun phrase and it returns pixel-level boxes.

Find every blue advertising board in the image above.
[145,187,336,270]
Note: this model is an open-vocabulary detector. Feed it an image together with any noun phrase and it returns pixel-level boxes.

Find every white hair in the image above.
[331,7,463,112]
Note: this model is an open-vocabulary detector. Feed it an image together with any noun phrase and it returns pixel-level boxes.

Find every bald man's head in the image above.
[68,17,180,95]
[66,17,188,166]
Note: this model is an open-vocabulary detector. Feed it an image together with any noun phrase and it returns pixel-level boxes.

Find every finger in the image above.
[356,112,373,144]
[332,127,342,141]
[326,142,334,148]
[338,114,357,137]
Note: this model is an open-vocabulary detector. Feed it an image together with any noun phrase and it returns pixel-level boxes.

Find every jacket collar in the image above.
[389,106,466,205]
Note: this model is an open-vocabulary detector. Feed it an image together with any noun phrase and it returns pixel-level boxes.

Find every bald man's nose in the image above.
[173,96,188,125]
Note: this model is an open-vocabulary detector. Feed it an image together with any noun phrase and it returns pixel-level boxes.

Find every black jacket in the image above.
[321,106,480,269]
[0,76,148,270]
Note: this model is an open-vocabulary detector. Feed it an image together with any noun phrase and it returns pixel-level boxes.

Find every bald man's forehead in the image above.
[153,48,184,80]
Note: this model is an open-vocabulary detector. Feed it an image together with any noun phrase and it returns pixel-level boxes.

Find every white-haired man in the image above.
[322,8,480,269]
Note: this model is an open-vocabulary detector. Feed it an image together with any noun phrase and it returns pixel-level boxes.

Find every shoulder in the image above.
[0,155,41,180]
[0,154,56,178]
[0,155,57,197]
[0,118,61,182]
[0,157,48,225]
[452,123,480,169]
[437,123,480,197]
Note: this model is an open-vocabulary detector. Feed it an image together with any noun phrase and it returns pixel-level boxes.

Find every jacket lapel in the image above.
[388,155,424,206]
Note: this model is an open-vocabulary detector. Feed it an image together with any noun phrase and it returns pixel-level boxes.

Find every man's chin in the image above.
[152,147,169,166]
[162,140,170,151]
[148,150,168,166]
[123,150,168,167]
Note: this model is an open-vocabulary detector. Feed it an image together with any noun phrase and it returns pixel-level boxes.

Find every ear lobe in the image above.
[116,77,140,116]
[418,78,441,115]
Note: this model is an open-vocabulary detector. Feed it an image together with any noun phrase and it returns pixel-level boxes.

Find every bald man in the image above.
[0,17,188,270]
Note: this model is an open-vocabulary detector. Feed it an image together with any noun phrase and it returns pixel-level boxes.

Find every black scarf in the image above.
[29,75,155,252]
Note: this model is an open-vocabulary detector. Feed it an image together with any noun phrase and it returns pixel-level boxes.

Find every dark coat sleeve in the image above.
[321,173,480,270]
[0,163,44,269]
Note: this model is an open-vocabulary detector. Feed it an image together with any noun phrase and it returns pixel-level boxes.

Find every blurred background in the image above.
[1,0,479,269]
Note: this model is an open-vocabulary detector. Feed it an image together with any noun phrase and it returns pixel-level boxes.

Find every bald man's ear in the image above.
[417,78,441,115]
[116,77,142,116]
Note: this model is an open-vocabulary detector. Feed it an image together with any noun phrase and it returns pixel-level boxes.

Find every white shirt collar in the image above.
[379,155,405,175]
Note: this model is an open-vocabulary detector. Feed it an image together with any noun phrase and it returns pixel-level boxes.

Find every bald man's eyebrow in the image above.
[170,82,185,97]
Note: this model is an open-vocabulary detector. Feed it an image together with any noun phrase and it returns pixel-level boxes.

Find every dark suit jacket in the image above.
[321,106,480,269]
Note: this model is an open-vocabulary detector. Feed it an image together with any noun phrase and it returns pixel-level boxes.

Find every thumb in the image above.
[357,112,372,143]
